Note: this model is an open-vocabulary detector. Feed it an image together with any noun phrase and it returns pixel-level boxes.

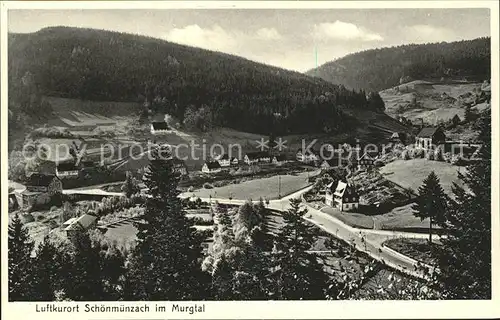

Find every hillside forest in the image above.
[8,27,386,136]
[307,38,491,91]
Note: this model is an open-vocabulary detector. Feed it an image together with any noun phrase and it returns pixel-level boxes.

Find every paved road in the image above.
[197,186,434,279]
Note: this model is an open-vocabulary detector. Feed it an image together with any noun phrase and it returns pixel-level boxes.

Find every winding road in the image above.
[191,186,435,280]
[10,180,435,279]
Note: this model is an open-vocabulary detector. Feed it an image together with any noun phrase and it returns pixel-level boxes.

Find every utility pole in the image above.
[278,175,281,199]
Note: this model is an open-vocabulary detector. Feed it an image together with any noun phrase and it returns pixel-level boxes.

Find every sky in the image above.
[8,9,491,72]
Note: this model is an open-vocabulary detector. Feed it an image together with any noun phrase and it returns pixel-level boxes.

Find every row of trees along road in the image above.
[9,111,491,300]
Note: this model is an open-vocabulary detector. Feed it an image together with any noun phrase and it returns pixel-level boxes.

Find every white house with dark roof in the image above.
[325,181,359,212]
[416,127,446,150]
[16,174,63,209]
[150,121,170,134]
[244,152,271,165]
[296,148,319,163]
[172,158,189,176]
[202,161,222,174]
[56,162,80,178]
[217,154,239,167]
[272,154,288,166]
[357,151,378,170]
[63,214,98,242]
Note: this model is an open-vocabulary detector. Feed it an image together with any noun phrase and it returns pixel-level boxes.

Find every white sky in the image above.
[8,9,491,72]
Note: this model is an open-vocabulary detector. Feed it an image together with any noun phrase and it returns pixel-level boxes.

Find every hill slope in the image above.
[380,79,490,126]
[306,38,490,91]
[9,26,373,135]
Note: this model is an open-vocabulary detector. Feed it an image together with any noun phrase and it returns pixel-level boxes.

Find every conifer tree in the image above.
[437,110,491,299]
[271,198,329,300]
[100,244,126,300]
[8,213,35,301]
[412,171,448,243]
[66,232,106,301]
[31,236,67,301]
[203,204,271,300]
[127,145,209,300]
[122,171,140,198]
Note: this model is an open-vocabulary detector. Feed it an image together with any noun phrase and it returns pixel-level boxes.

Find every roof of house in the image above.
[360,150,379,160]
[171,158,186,166]
[26,173,58,187]
[151,122,169,130]
[64,214,97,231]
[62,217,78,225]
[81,160,95,167]
[204,161,221,170]
[273,154,287,161]
[333,181,358,198]
[334,181,348,197]
[57,162,78,172]
[325,181,339,191]
[296,148,318,156]
[20,189,43,196]
[245,151,270,159]
[417,127,442,138]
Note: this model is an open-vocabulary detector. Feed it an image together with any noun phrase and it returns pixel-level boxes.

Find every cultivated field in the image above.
[375,204,430,231]
[380,159,463,196]
[188,172,313,200]
[380,81,482,123]
[45,96,139,129]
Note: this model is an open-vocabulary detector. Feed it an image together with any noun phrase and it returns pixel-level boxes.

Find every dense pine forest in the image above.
[307,38,491,91]
[8,26,378,135]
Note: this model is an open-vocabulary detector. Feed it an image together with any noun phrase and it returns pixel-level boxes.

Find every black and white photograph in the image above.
[1,1,498,318]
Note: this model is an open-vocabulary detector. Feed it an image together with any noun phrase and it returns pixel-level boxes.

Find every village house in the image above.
[357,150,379,170]
[16,174,63,209]
[172,158,188,176]
[450,114,461,126]
[63,214,98,242]
[202,161,222,174]
[150,121,170,135]
[325,181,359,212]
[244,152,271,165]
[390,132,407,144]
[217,154,239,167]
[416,126,446,150]
[272,154,288,166]
[296,148,319,163]
[56,161,80,178]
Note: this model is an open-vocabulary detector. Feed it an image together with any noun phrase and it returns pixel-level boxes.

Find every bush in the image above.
[413,148,424,159]
[374,160,385,167]
[450,155,461,165]
[443,152,452,163]
[203,183,213,189]
[425,151,434,160]
[401,150,411,160]
[434,148,444,161]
